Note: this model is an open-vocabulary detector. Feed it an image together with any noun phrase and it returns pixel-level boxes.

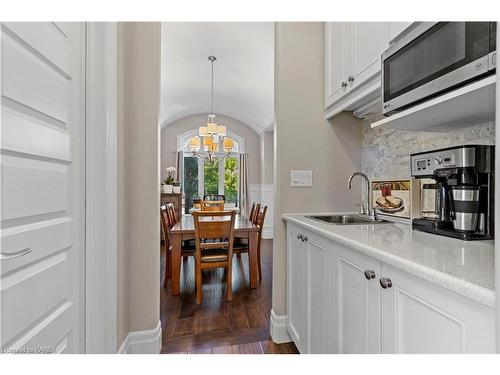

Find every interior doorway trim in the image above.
[85,22,118,353]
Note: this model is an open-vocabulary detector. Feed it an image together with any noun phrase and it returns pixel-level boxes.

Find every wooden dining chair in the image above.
[200,200,225,211]
[235,202,258,259]
[192,210,236,304]
[249,202,256,221]
[161,204,195,285]
[203,194,225,201]
[166,202,178,226]
[160,204,173,284]
[251,203,260,223]
[233,205,267,281]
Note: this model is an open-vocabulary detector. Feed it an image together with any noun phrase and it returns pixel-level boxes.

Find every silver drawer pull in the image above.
[380,277,392,289]
[364,269,376,280]
[0,248,32,260]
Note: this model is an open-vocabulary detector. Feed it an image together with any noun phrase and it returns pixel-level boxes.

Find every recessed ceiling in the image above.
[161,22,274,133]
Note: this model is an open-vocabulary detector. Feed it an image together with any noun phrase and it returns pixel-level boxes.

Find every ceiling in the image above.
[160,23,274,133]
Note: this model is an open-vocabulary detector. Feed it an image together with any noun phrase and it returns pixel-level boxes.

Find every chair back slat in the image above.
[166,203,177,226]
[251,203,261,224]
[160,204,171,248]
[249,202,256,221]
[193,211,235,240]
[200,200,224,211]
[203,194,225,201]
[256,205,268,229]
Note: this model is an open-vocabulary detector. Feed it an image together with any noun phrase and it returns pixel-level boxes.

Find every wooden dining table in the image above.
[169,214,260,296]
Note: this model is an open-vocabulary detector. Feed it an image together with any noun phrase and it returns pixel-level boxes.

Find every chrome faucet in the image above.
[348,172,374,219]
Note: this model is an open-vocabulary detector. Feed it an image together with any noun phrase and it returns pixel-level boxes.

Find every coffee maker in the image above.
[411,145,494,240]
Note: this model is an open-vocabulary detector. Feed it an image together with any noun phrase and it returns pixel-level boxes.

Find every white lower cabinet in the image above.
[380,263,495,353]
[286,222,496,354]
[333,244,380,353]
[306,232,334,354]
[286,223,309,353]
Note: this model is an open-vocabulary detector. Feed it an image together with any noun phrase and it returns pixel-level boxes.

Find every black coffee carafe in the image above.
[437,182,454,224]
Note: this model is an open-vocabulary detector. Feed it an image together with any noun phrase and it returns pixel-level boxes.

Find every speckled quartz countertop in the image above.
[283,213,495,308]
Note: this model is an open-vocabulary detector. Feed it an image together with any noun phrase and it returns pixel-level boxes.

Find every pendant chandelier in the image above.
[188,56,234,162]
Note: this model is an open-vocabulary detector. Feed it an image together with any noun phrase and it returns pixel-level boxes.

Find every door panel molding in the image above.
[1,21,85,353]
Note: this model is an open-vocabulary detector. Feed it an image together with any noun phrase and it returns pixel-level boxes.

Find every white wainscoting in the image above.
[248,184,274,239]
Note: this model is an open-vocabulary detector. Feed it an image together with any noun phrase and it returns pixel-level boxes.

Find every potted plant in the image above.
[162,167,176,194]
[172,181,181,194]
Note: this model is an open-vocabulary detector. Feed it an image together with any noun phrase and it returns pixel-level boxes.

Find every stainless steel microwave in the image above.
[382,22,496,115]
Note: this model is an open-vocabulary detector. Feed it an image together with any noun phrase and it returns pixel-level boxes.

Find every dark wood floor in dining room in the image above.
[160,239,298,354]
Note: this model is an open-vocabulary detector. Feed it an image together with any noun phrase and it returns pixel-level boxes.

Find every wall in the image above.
[116,22,161,347]
[161,114,261,185]
[362,114,495,180]
[260,131,274,185]
[273,22,363,317]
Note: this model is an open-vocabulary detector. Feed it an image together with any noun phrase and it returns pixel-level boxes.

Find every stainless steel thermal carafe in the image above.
[451,186,480,232]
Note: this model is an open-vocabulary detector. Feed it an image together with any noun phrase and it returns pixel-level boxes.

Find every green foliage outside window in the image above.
[204,159,219,195]
[224,157,238,204]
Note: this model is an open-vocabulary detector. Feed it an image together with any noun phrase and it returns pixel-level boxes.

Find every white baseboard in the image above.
[269,309,291,344]
[117,320,162,354]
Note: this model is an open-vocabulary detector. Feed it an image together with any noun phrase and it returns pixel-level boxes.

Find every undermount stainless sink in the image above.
[306,214,390,225]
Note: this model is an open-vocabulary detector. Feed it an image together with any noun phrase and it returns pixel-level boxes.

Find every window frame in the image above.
[178,129,244,205]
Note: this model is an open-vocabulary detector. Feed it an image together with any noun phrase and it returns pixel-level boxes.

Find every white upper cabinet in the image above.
[325,22,413,119]
[349,22,389,91]
[388,22,412,42]
[325,22,350,107]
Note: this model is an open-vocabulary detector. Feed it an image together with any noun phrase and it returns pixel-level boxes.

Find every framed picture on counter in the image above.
[371,179,412,220]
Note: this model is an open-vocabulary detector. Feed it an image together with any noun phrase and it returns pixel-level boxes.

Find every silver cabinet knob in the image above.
[380,277,393,289]
[364,269,376,280]
[348,75,354,83]
[341,81,347,88]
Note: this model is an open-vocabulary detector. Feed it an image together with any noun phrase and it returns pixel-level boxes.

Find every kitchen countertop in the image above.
[283,213,495,308]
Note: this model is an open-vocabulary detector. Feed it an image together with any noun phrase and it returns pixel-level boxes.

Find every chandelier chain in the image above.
[209,55,216,118]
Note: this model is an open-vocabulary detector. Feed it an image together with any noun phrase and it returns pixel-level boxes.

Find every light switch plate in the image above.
[290,170,312,187]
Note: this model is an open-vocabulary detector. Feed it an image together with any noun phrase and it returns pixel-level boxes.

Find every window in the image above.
[183,156,199,213]
[179,130,244,213]
[203,159,219,196]
[224,157,238,205]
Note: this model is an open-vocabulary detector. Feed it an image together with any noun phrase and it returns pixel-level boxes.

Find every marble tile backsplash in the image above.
[361,113,495,181]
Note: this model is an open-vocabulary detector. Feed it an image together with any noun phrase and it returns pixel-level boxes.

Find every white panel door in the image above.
[349,22,389,89]
[286,223,308,353]
[380,263,495,353]
[1,22,85,353]
[334,244,381,353]
[325,22,349,108]
[306,232,334,354]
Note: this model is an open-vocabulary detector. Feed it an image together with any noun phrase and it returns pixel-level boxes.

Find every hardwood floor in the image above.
[160,239,298,354]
